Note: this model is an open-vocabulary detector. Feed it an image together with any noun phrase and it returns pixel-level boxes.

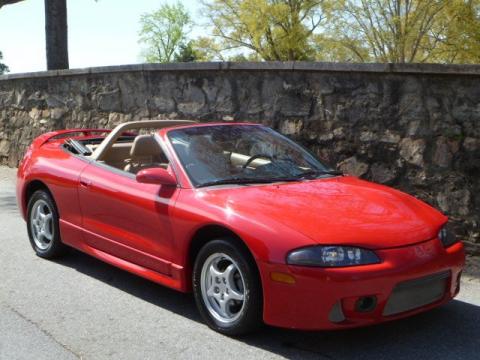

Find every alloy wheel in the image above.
[30,199,54,251]
[200,252,246,324]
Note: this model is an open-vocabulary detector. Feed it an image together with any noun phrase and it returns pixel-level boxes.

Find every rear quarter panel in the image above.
[17,140,89,229]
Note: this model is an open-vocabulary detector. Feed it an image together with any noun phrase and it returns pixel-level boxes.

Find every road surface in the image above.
[1,166,479,360]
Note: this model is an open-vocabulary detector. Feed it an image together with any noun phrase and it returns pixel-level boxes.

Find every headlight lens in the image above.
[286,246,380,267]
[438,223,458,247]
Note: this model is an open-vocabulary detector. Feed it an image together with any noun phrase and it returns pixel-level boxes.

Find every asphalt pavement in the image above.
[1,166,479,360]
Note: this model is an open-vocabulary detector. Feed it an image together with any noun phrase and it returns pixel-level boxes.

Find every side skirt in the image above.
[59,219,188,292]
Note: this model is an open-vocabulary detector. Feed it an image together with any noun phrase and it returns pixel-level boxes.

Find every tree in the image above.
[313,34,370,62]
[428,0,480,63]
[174,41,197,62]
[139,2,192,63]
[190,36,225,60]
[329,0,452,63]
[0,50,9,74]
[201,0,329,61]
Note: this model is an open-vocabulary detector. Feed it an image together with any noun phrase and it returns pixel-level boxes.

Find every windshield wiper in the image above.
[197,177,299,188]
[296,169,343,179]
[197,170,343,188]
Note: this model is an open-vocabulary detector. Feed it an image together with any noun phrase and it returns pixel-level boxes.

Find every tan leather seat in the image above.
[124,135,168,174]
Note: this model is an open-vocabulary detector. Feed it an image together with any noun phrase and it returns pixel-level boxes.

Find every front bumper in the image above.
[258,239,465,330]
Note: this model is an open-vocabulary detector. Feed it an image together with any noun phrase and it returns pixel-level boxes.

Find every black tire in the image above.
[193,238,263,336]
[26,189,67,259]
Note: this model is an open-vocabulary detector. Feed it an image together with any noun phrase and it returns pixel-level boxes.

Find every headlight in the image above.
[438,223,458,247]
[286,246,380,267]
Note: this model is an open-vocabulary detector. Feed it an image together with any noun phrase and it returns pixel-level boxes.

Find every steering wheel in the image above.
[242,154,273,169]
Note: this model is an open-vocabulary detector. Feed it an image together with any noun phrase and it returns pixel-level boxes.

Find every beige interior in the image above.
[97,142,272,174]
[100,142,134,170]
[97,140,273,174]
[96,136,169,174]
[85,120,275,175]
[92,120,196,161]
[124,135,168,173]
[229,152,270,168]
[79,120,292,179]
[85,120,196,174]
[84,119,273,174]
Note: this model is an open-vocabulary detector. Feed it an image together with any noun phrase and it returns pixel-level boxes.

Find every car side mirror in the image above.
[136,168,177,186]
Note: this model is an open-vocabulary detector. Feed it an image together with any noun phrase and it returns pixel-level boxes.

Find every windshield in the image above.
[168,125,336,187]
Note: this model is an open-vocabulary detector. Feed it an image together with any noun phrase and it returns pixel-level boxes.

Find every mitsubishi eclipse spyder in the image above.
[17,120,465,335]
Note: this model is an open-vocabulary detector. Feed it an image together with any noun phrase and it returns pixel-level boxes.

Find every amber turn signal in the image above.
[270,271,296,284]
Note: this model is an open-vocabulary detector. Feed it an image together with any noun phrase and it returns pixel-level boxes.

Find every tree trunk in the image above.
[45,0,69,70]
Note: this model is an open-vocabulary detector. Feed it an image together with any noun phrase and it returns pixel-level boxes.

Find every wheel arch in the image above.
[186,224,261,291]
[24,180,55,214]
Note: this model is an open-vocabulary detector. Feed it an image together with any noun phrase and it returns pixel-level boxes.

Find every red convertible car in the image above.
[17,120,465,335]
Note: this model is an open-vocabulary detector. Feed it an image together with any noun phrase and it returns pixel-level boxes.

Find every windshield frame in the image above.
[166,123,335,188]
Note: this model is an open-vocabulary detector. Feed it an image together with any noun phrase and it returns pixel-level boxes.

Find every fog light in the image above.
[355,296,377,312]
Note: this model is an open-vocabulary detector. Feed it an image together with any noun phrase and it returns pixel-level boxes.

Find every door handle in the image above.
[80,179,92,187]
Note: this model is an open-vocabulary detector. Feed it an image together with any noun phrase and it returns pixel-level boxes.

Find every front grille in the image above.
[383,271,450,316]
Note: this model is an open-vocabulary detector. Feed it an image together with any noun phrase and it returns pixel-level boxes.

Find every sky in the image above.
[0,0,203,73]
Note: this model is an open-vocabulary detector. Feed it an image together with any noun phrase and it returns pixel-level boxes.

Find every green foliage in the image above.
[328,0,449,63]
[201,0,329,61]
[429,0,480,63]
[0,51,9,74]
[320,0,480,63]
[139,2,192,63]
[174,41,197,62]
[198,0,480,64]
[137,0,479,64]
[189,36,225,61]
[227,52,261,61]
[313,33,370,62]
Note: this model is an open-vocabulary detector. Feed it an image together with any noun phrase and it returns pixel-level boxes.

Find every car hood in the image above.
[197,176,446,249]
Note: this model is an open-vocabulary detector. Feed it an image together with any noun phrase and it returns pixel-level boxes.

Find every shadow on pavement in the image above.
[55,249,480,360]
[54,249,202,321]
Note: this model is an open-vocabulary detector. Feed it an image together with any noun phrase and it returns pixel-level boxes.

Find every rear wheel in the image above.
[193,239,262,336]
[27,190,67,258]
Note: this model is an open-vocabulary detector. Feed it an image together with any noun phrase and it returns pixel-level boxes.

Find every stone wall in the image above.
[0,62,479,252]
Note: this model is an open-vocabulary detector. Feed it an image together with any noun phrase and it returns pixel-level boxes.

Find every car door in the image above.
[78,163,180,276]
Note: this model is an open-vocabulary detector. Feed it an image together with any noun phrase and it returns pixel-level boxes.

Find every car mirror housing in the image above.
[136,168,177,186]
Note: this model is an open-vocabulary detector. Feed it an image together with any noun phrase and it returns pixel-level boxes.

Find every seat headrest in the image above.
[130,135,161,157]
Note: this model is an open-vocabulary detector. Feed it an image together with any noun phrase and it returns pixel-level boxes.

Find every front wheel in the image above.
[193,239,263,336]
[27,190,67,259]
